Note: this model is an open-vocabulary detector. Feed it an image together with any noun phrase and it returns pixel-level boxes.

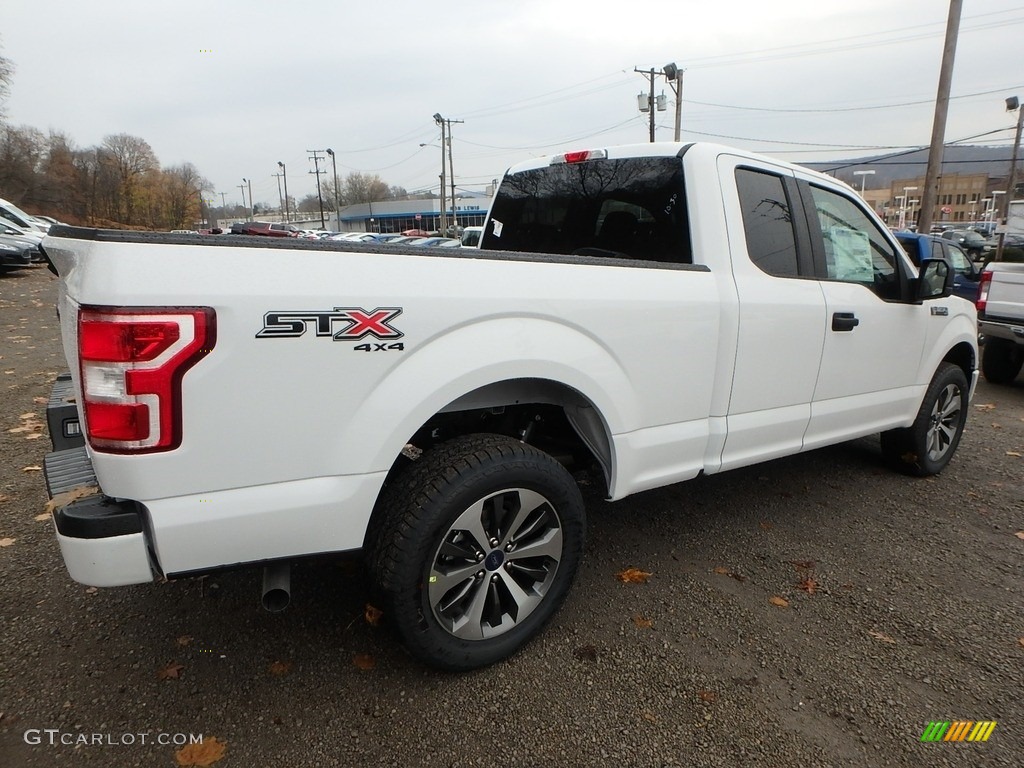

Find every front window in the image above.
[808,185,902,300]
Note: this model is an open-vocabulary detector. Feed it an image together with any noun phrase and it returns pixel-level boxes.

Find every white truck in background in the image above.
[977,262,1024,383]
[41,142,977,670]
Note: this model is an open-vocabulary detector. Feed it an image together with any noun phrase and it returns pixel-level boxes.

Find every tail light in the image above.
[976,269,992,314]
[78,307,216,453]
[551,149,608,165]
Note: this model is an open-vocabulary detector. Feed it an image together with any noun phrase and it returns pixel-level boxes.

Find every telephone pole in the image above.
[663,62,684,141]
[307,150,327,229]
[634,67,667,143]
[445,117,463,234]
[433,114,447,234]
[917,0,962,234]
[272,172,285,220]
[237,182,249,219]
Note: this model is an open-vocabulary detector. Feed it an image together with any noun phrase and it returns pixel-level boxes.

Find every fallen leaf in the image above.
[45,485,100,515]
[174,736,226,767]
[1014,532,1024,541]
[1018,638,1024,649]
[18,412,36,420]
[157,662,185,681]
[0,538,15,547]
[641,710,658,723]
[992,423,1002,429]
[698,690,717,703]
[616,568,652,584]
[789,560,816,571]
[973,403,996,411]
[176,635,193,648]
[573,644,598,662]
[32,396,47,404]
[868,630,896,644]
[0,495,8,503]
[34,513,49,522]
[25,433,42,440]
[352,653,376,670]
[1006,451,1022,458]
[84,587,97,594]
[759,521,773,531]
[796,577,818,594]
[268,660,292,676]
[713,566,746,583]
[21,466,41,472]
[632,614,653,629]
[364,603,383,627]
[769,596,789,608]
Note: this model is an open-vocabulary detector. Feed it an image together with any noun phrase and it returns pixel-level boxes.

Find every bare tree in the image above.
[101,133,158,225]
[0,124,45,200]
[0,38,13,120]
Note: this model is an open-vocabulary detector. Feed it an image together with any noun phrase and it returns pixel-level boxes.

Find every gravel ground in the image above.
[1,264,1022,767]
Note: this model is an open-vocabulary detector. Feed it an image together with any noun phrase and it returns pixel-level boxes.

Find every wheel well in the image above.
[394,379,611,493]
[943,341,976,381]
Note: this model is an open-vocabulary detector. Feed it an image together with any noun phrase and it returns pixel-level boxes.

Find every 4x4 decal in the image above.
[256,307,403,341]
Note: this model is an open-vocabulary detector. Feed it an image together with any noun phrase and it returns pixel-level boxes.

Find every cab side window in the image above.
[735,168,799,277]
[808,185,902,300]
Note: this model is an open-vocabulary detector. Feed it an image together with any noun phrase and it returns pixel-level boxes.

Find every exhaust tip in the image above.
[261,563,291,612]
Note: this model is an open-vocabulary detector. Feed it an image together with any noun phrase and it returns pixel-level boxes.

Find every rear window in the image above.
[482,156,691,264]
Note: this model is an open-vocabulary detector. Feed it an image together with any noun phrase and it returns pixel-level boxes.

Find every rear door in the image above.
[716,154,826,471]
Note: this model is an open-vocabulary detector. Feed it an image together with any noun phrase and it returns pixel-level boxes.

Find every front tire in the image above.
[880,362,968,476]
[368,434,585,671]
[981,338,1023,385]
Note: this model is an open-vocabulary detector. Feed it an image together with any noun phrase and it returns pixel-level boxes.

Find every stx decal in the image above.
[256,308,403,341]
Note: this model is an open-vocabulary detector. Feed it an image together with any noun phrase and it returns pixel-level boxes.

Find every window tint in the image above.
[808,185,901,300]
[943,243,972,274]
[735,169,799,277]
[482,156,690,263]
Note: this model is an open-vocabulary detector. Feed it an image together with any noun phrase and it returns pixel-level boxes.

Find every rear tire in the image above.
[367,434,585,670]
[881,362,968,476]
[981,338,1023,385]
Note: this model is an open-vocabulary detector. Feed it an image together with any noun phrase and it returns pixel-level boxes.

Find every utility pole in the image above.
[433,114,447,235]
[272,172,285,221]
[635,67,667,143]
[243,178,253,217]
[995,96,1023,262]
[663,62,684,141]
[277,162,289,222]
[237,182,248,219]
[326,148,341,232]
[219,191,227,223]
[917,0,962,235]
[445,117,464,235]
[307,150,327,229]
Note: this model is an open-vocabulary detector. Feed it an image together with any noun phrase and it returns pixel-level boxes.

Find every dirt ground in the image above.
[1,264,1022,767]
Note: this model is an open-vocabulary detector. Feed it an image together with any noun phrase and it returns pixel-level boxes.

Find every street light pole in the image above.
[242,178,253,218]
[326,148,340,232]
[903,186,918,229]
[853,169,876,197]
[277,162,289,222]
[238,182,248,219]
[433,114,447,235]
[663,62,683,141]
[995,96,1023,261]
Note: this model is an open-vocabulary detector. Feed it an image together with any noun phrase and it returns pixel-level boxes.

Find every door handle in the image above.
[831,312,859,332]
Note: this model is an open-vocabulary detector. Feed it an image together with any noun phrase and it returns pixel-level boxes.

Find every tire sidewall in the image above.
[912,364,969,475]
[390,442,585,670]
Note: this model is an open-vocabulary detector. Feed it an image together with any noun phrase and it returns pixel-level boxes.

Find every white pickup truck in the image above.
[41,142,977,670]
[977,261,1024,384]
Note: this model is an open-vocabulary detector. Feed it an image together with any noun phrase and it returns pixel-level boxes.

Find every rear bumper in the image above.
[44,377,157,587]
[978,317,1024,345]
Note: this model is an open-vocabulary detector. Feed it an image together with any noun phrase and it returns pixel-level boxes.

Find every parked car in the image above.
[894,232,980,303]
[406,237,461,248]
[0,197,49,233]
[0,234,34,270]
[229,221,300,237]
[461,226,484,248]
[941,229,991,260]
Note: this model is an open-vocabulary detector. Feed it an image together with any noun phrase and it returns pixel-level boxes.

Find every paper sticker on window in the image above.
[491,219,503,238]
[828,226,872,282]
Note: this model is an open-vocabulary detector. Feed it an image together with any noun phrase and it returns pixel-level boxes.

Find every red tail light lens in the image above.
[976,269,992,314]
[78,307,216,453]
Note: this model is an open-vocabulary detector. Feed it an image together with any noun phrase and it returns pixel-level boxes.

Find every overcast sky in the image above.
[3,0,1022,208]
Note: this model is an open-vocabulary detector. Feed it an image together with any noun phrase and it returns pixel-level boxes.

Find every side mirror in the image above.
[916,257,953,301]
